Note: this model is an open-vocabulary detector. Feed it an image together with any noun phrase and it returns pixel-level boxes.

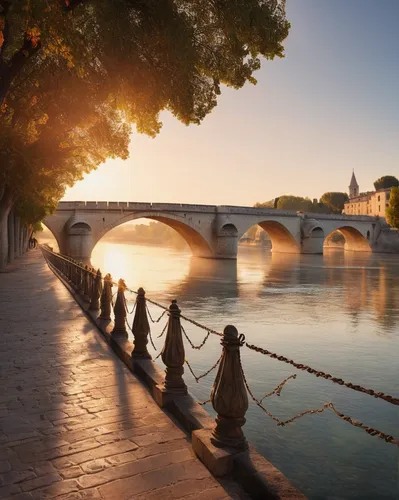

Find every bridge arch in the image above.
[240,220,300,253]
[326,226,371,252]
[256,221,300,253]
[39,223,61,253]
[93,212,214,258]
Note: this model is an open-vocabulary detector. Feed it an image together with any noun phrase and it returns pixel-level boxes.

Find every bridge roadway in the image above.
[44,201,388,261]
[0,251,249,499]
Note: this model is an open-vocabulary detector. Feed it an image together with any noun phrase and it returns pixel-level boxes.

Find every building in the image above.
[343,171,391,218]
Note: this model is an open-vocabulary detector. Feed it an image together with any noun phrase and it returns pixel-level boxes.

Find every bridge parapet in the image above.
[56,201,218,213]
[301,212,379,222]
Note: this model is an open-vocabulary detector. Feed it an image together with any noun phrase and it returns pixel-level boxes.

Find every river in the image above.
[39,236,399,499]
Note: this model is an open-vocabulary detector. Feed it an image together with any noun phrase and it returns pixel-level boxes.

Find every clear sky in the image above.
[63,0,398,206]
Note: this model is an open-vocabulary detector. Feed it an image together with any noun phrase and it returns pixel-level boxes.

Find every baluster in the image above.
[210,325,248,449]
[161,300,187,394]
[77,262,84,294]
[99,273,113,320]
[131,288,151,359]
[89,269,102,310]
[111,279,128,338]
[83,265,90,301]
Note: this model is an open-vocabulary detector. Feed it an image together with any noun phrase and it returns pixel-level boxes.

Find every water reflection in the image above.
[38,232,399,334]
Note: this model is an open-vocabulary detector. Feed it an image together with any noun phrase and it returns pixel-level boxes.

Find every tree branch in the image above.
[0,35,41,104]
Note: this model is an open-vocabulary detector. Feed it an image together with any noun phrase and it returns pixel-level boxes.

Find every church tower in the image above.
[349,170,359,199]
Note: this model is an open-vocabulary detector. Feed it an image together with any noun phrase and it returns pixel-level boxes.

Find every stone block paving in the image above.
[0,251,251,499]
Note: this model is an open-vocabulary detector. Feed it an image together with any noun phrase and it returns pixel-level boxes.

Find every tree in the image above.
[386,187,399,228]
[276,195,313,212]
[320,192,349,214]
[0,0,290,268]
[254,200,275,209]
[374,176,399,191]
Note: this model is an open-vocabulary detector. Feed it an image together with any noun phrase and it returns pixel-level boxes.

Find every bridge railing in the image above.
[40,244,398,452]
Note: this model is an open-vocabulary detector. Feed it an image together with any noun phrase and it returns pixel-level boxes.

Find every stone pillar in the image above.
[7,209,14,263]
[132,287,151,359]
[161,300,187,394]
[82,265,90,301]
[68,258,74,283]
[89,269,102,310]
[72,260,78,288]
[210,325,248,450]
[99,273,113,320]
[111,279,128,338]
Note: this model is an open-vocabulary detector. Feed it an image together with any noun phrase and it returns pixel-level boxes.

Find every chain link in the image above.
[153,349,163,361]
[198,399,211,406]
[185,355,222,383]
[180,313,222,337]
[259,374,297,404]
[246,343,399,406]
[146,304,168,323]
[238,351,399,445]
[328,403,398,445]
[148,327,158,351]
[123,295,136,315]
[181,324,211,350]
[157,322,168,339]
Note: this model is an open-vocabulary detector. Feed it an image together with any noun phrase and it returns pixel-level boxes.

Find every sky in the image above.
[63,0,399,206]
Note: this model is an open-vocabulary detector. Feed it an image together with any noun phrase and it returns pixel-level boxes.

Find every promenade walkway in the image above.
[0,251,249,500]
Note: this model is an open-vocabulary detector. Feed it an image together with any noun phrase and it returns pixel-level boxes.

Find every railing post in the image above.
[210,325,248,450]
[75,263,83,293]
[99,273,113,320]
[161,300,187,394]
[73,261,79,289]
[89,269,102,310]
[131,287,151,359]
[83,265,90,301]
[111,279,128,338]
[68,258,73,283]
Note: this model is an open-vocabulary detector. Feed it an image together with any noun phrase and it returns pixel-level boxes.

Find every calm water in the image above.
[41,236,399,499]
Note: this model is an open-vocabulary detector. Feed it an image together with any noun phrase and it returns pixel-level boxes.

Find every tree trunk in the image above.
[19,224,24,256]
[14,215,21,258]
[7,208,15,263]
[0,188,14,270]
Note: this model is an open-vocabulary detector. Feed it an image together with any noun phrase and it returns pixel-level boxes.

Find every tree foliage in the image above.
[374,176,399,191]
[386,187,399,228]
[276,195,313,212]
[254,199,275,208]
[0,0,290,224]
[320,192,349,214]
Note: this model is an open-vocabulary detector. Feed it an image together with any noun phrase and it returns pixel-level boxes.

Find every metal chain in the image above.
[246,343,399,406]
[238,352,399,445]
[157,322,168,339]
[146,304,168,323]
[181,324,211,350]
[328,403,398,445]
[153,349,163,361]
[180,313,222,337]
[123,295,136,315]
[146,296,168,312]
[185,355,222,383]
[148,327,158,350]
[198,399,211,406]
[259,374,297,404]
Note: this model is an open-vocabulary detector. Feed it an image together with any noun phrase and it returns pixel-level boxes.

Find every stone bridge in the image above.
[44,201,389,260]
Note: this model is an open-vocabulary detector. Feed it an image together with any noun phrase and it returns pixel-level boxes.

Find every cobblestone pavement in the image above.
[0,251,250,500]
